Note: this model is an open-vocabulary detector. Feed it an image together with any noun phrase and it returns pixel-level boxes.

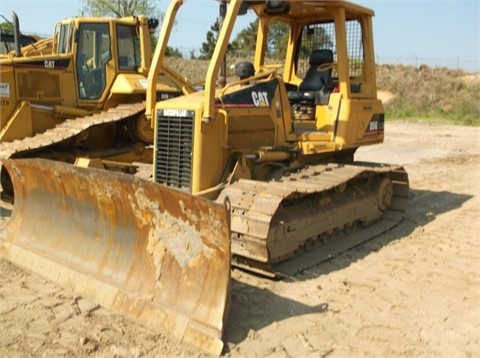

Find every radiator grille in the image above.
[154,110,194,190]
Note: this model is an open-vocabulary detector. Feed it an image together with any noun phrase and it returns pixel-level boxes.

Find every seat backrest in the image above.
[119,55,129,68]
[298,49,334,92]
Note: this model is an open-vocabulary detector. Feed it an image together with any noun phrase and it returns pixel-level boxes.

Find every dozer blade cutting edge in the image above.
[0,158,231,356]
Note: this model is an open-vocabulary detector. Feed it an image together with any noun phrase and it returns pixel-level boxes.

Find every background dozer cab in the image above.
[0,0,409,355]
[0,12,195,196]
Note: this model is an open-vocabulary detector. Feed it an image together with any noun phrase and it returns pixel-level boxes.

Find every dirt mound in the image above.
[377,90,396,104]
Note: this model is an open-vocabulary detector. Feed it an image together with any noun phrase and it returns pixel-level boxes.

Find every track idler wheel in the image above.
[133,113,154,144]
[376,176,394,211]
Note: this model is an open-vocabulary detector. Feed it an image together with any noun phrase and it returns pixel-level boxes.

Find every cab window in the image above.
[76,23,110,99]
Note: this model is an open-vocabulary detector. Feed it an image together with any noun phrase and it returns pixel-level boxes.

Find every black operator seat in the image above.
[288,49,334,105]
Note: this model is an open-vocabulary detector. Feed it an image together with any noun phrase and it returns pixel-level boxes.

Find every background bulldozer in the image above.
[0,0,409,355]
[0,11,195,195]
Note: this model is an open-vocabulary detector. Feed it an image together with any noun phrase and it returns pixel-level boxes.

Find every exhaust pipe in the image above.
[11,11,21,57]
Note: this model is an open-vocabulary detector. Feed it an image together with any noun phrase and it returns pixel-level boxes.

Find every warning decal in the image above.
[0,83,10,97]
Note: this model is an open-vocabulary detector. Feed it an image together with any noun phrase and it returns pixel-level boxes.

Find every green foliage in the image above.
[198,18,291,60]
[267,21,289,59]
[147,35,182,59]
[199,19,220,60]
[231,19,289,59]
[166,46,183,58]
[304,25,334,52]
[232,20,257,56]
[199,19,236,60]
[230,20,333,61]
[80,0,159,18]
[0,21,13,34]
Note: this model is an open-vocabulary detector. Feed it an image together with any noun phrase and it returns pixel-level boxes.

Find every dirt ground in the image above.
[0,121,479,357]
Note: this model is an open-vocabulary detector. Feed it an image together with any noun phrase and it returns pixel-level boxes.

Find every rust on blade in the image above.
[0,158,231,356]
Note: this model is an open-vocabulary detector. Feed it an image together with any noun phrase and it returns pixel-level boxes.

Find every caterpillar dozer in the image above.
[145,0,409,276]
[0,0,409,355]
[0,11,195,196]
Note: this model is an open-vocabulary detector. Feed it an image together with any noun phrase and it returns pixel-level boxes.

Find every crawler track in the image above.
[217,162,409,277]
[0,102,146,195]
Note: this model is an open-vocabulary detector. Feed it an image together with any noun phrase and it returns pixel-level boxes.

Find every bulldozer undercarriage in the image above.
[0,101,150,197]
[218,163,409,277]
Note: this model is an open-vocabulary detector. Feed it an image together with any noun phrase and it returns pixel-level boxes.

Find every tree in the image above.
[80,0,158,18]
[198,19,237,60]
[199,19,220,60]
[232,20,258,57]
[299,25,334,57]
[165,46,183,58]
[232,19,289,59]
[267,21,289,59]
[0,21,13,34]
[232,19,333,60]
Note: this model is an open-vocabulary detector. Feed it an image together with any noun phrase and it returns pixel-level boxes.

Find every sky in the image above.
[0,0,478,72]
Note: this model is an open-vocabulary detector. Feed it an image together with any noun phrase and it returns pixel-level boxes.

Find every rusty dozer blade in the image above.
[0,158,231,356]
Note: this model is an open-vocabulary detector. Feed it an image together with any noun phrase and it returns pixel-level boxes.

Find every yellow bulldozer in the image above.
[0,0,409,355]
[0,11,195,195]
